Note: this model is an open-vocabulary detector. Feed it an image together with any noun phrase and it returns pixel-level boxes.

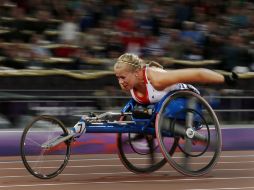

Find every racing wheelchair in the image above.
[20,90,222,179]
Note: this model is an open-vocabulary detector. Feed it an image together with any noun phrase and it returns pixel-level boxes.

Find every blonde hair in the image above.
[114,53,144,71]
[114,53,163,71]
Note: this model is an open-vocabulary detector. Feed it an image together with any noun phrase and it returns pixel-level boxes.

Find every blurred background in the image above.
[0,0,253,129]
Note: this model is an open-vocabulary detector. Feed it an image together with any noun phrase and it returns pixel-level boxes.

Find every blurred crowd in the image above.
[0,0,254,71]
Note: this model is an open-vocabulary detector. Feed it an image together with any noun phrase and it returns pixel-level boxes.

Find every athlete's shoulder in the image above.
[147,66,166,74]
[147,66,166,81]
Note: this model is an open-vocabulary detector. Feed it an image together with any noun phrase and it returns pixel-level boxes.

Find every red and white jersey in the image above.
[130,66,199,104]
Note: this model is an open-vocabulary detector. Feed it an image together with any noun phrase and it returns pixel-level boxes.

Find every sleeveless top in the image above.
[130,66,199,104]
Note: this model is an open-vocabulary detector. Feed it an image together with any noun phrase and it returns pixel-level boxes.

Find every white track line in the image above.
[2,168,254,179]
[2,160,254,170]
[187,187,254,190]
[1,176,254,188]
[2,154,254,164]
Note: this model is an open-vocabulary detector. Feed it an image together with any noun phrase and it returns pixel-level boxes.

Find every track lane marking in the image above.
[2,160,254,170]
[1,176,254,188]
[2,168,254,179]
[2,154,254,164]
[187,187,254,190]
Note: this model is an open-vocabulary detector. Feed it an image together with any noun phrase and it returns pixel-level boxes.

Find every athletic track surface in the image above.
[1,151,254,190]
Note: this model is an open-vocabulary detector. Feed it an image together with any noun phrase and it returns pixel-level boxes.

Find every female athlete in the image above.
[72,53,237,134]
[114,53,236,105]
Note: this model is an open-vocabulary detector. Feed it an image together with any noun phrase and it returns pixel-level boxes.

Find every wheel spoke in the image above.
[156,91,221,176]
[117,132,166,173]
[25,137,41,147]
[21,116,70,179]
[182,138,192,170]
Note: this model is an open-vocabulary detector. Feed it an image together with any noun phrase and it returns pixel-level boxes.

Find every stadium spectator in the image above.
[221,32,252,71]
[58,11,79,45]
[164,29,186,59]
[0,0,253,70]
[28,33,51,69]
[143,34,165,58]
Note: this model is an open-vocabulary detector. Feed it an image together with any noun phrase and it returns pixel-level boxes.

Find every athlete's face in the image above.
[114,65,137,91]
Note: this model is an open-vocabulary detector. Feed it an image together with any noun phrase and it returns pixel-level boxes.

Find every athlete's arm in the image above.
[147,68,225,91]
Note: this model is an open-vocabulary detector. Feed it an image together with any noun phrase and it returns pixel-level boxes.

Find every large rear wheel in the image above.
[117,116,177,173]
[156,91,222,176]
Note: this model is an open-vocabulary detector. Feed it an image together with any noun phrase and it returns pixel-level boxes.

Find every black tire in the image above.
[155,91,222,176]
[20,115,71,179]
[117,116,177,173]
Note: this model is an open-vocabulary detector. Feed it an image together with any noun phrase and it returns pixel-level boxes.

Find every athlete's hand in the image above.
[224,72,238,86]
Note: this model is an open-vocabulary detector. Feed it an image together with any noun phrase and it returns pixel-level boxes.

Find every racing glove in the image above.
[224,72,238,86]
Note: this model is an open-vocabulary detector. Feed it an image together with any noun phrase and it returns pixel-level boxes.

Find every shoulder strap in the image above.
[143,65,149,84]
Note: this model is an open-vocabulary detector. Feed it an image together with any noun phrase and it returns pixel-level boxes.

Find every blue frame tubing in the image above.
[84,89,201,136]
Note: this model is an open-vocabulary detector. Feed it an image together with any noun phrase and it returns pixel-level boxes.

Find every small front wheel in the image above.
[20,115,71,179]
